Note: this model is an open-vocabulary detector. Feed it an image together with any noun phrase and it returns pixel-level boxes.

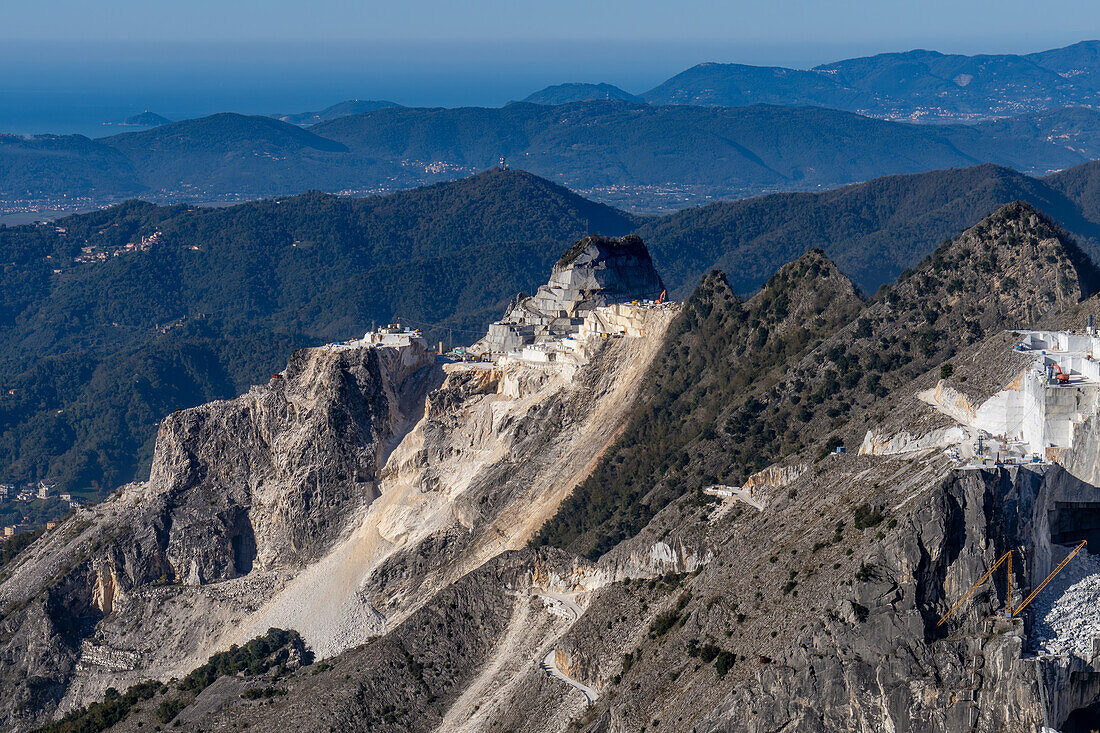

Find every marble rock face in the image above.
[477,234,664,355]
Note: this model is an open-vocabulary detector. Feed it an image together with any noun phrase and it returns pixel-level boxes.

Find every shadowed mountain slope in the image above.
[639,162,1100,297]
[539,200,1095,559]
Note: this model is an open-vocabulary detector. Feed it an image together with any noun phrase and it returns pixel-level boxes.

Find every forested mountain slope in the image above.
[10,161,1100,500]
[312,101,1100,205]
[9,101,1100,213]
[0,169,636,495]
[638,161,1100,296]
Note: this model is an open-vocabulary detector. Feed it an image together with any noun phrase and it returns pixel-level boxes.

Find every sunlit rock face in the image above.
[477,235,665,355]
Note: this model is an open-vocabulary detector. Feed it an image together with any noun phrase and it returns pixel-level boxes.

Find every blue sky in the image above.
[6,0,1100,53]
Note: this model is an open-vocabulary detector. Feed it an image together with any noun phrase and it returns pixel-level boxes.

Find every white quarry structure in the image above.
[472,235,672,371]
[320,324,429,353]
[363,324,428,349]
[702,462,806,511]
[974,330,1100,461]
[863,327,1100,466]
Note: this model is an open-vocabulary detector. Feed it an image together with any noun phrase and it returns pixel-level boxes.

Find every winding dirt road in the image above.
[533,591,599,704]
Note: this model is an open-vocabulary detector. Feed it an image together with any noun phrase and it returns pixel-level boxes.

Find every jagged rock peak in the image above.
[741,249,864,342]
[688,269,741,308]
[759,247,863,300]
[477,234,665,355]
[887,200,1096,327]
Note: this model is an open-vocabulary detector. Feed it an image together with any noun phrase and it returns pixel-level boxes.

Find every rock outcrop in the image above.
[477,234,665,355]
[0,289,678,731]
[0,338,435,730]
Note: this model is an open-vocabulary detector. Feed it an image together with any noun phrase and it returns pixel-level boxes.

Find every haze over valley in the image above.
[10,41,1100,215]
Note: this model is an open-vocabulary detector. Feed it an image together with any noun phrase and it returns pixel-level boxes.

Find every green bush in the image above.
[154,699,185,725]
[649,611,680,638]
[853,503,885,530]
[178,628,309,694]
[714,651,736,677]
[39,680,163,733]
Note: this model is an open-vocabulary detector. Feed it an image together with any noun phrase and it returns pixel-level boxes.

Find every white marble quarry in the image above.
[364,325,429,349]
[475,235,665,357]
[911,330,1100,465]
[579,302,653,339]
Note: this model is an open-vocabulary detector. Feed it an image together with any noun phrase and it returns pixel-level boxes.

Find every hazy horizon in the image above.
[4,32,1100,137]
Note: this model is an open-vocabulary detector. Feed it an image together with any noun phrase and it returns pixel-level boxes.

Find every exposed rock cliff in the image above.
[0,338,435,729]
[503,202,1100,731]
[477,234,665,355]
[0,238,678,730]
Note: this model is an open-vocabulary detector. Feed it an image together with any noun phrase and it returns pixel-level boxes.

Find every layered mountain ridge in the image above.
[644,40,1100,121]
[8,203,1100,731]
[13,98,1100,213]
[14,163,1100,508]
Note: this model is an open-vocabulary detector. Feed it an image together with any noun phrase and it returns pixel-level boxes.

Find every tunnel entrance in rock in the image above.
[230,513,257,575]
[1062,700,1100,732]
[1049,501,1100,554]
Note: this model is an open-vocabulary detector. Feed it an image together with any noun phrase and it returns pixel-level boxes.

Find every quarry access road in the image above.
[533,591,599,703]
[541,649,599,704]
[534,590,583,622]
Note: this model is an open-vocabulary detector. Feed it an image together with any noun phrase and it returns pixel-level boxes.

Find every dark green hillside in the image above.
[1044,159,1100,222]
[643,62,864,109]
[1029,40,1100,93]
[99,113,399,196]
[8,98,1100,210]
[0,168,637,494]
[816,49,1097,116]
[278,99,402,125]
[0,321,307,498]
[314,102,990,194]
[0,134,145,199]
[102,112,350,154]
[639,163,1100,297]
[122,111,171,127]
[313,102,1100,207]
[522,83,643,105]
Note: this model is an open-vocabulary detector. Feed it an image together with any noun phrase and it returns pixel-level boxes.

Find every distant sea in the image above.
[1,89,328,138]
[0,38,931,138]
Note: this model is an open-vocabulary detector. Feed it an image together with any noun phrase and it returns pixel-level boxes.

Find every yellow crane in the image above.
[1013,540,1088,617]
[937,540,1087,626]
